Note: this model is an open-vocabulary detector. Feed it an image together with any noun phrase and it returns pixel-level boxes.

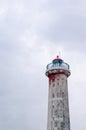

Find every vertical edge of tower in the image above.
[45,56,71,130]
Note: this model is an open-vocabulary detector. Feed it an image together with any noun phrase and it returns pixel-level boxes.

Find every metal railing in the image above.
[46,62,70,72]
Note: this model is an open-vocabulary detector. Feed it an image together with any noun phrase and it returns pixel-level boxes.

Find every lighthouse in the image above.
[45,56,71,130]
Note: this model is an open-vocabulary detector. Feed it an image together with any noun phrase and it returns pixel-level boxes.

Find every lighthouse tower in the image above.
[45,56,71,130]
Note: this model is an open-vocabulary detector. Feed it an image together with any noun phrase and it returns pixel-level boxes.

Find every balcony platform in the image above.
[45,62,71,77]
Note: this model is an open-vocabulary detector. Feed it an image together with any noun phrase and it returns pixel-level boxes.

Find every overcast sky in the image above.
[0,0,86,130]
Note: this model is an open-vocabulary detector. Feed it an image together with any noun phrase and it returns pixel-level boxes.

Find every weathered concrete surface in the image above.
[47,73,70,130]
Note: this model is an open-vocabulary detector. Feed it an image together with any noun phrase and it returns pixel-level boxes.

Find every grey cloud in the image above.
[33,0,86,51]
[0,0,86,130]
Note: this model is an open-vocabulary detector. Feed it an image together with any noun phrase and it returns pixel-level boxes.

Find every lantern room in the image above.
[45,56,71,77]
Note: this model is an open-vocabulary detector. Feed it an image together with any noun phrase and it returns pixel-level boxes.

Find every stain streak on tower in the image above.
[45,56,71,130]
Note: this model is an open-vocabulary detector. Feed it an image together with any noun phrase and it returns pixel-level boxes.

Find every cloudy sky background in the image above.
[0,0,86,130]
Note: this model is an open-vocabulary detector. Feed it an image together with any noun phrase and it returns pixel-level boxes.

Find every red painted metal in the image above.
[48,72,68,80]
[49,74,59,81]
[53,56,63,62]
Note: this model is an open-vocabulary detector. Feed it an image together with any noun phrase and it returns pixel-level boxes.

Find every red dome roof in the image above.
[53,56,63,62]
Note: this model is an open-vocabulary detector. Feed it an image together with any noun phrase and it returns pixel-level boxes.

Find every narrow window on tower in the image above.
[52,105,54,109]
[54,121,58,127]
[54,110,58,116]
[53,83,55,87]
[52,93,55,98]
[62,92,64,98]
[63,114,65,120]
[66,79,67,84]
[61,122,65,128]
[52,78,55,82]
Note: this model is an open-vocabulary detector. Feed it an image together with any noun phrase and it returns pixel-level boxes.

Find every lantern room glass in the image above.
[46,61,70,71]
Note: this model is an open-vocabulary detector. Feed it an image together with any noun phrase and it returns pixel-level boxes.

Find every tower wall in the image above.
[47,73,70,130]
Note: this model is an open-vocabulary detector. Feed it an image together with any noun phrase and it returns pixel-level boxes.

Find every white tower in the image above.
[45,56,71,130]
